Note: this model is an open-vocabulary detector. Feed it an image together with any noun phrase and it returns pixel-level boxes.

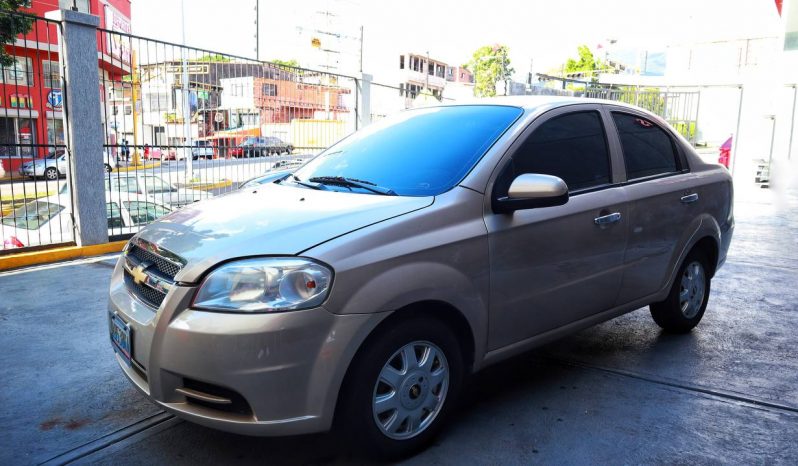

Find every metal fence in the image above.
[95,27,359,238]
[0,11,72,251]
[584,87,700,145]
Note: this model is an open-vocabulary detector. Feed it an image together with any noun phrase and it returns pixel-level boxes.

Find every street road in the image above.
[1,184,796,465]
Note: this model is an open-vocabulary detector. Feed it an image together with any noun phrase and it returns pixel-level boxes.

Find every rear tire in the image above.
[45,167,58,180]
[336,316,463,461]
[650,250,711,333]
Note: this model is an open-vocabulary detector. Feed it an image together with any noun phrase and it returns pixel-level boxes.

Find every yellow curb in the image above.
[114,162,162,172]
[185,179,233,190]
[0,189,56,202]
[0,240,127,272]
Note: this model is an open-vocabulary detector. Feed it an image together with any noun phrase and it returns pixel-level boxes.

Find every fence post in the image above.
[357,73,372,129]
[45,9,108,246]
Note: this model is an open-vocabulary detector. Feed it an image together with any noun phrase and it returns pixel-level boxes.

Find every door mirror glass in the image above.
[494,173,569,213]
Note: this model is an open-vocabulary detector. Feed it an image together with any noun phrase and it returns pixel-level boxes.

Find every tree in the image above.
[0,1,34,67]
[562,45,605,83]
[465,44,514,97]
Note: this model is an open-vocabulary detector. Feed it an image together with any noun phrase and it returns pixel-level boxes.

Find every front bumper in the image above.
[108,257,385,436]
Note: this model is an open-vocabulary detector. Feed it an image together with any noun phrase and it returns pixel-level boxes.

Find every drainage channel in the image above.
[547,356,798,415]
[38,412,181,466]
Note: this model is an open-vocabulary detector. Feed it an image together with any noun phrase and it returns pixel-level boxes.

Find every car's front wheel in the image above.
[337,315,463,460]
[104,163,113,173]
[650,250,711,333]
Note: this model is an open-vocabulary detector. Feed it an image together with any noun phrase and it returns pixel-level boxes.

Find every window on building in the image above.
[124,105,132,115]
[42,60,61,88]
[436,64,444,78]
[399,83,404,96]
[146,93,168,111]
[47,118,65,146]
[399,55,405,69]
[427,61,434,75]
[496,111,611,193]
[612,112,680,180]
[0,57,34,86]
[262,83,277,96]
[59,0,89,13]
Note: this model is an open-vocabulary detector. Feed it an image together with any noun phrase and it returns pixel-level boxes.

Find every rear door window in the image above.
[612,112,680,180]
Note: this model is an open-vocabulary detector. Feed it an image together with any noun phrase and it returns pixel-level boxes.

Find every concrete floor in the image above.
[1,185,796,465]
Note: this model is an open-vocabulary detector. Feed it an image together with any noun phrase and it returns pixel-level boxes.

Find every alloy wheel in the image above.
[372,341,449,440]
[679,261,706,319]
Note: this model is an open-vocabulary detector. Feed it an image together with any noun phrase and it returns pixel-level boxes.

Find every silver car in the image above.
[109,98,733,459]
[19,151,116,179]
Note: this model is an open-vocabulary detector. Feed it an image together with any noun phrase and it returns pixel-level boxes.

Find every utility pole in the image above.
[254,0,259,61]
[180,0,193,178]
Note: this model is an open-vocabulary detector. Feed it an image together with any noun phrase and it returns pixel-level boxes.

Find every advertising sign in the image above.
[46,89,63,110]
[104,4,132,65]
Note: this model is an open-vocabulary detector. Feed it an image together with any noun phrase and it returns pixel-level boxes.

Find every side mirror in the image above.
[493,173,569,213]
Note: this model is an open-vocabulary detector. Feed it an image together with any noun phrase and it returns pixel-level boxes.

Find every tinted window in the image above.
[106,202,123,228]
[612,112,679,180]
[498,111,610,193]
[1,201,64,230]
[124,201,171,225]
[293,105,523,196]
[105,176,139,193]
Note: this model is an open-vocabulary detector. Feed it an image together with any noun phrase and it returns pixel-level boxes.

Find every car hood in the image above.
[136,183,433,283]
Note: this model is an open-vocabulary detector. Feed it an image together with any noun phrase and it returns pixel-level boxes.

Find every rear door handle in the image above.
[680,193,699,204]
[594,212,622,225]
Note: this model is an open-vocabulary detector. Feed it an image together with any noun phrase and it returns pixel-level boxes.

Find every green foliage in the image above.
[0,1,34,67]
[565,45,600,75]
[271,58,299,68]
[465,44,514,97]
[194,54,232,63]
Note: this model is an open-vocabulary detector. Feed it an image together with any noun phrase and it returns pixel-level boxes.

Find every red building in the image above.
[0,0,131,174]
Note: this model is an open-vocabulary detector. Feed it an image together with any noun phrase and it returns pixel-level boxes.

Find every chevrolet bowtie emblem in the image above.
[130,263,151,285]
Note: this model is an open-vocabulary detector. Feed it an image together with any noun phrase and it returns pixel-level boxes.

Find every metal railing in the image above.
[0,11,72,251]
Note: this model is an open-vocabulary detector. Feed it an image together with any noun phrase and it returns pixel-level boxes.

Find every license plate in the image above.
[110,313,132,367]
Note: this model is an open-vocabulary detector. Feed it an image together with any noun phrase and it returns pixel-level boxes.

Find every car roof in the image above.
[430,95,647,114]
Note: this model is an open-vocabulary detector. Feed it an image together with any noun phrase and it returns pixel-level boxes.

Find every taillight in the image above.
[3,236,24,248]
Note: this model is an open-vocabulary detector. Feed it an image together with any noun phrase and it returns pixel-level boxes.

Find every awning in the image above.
[0,109,39,118]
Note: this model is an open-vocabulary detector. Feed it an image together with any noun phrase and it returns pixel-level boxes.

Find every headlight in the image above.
[193,257,332,312]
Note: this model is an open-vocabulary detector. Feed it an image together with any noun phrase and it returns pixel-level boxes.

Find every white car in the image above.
[105,173,212,208]
[18,151,117,180]
[1,192,172,250]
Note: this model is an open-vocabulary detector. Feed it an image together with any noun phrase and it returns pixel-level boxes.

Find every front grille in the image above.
[125,273,166,308]
[128,243,181,279]
[123,239,185,309]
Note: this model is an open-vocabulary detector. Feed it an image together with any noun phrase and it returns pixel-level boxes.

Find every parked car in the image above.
[104,173,212,208]
[238,169,293,189]
[108,98,733,459]
[19,151,116,180]
[231,137,294,157]
[148,148,185,162]
[2,192,171,249]
[191,141,214,160]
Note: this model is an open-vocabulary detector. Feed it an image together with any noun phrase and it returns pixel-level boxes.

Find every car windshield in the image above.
[1,201,64,230]
[292,105,522,196]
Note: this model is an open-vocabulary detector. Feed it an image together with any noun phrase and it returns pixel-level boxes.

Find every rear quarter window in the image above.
[612,112,680,180]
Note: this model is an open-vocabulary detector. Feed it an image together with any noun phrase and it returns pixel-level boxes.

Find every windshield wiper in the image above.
[288,175,326,190]
[308,176,397,196]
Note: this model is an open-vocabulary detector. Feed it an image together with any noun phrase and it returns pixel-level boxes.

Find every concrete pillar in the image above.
[357,73,372,129]
[45,9,108,246]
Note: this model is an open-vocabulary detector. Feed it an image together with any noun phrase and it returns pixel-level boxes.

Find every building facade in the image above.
[0,0,131,173]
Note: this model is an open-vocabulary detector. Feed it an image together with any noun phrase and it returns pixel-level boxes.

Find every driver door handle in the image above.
[594,212,622,225]
[681,193,699,204]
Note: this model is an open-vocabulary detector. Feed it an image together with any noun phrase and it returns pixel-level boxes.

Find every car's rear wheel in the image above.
[650,250,711,333]
[337,315,463,460]
[45,167,58,180]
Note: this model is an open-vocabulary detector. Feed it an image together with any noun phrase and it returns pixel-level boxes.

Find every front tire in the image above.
[650,250,711,333]
[337,316,463,460]
[104,163,112,173]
